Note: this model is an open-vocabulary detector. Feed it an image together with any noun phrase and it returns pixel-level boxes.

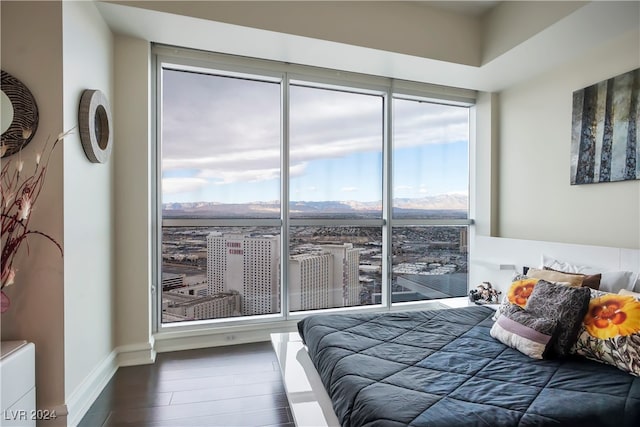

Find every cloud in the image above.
[198,167,279,184]
[293,185,318,195]
[393,100,469,149]
[341,186,359,193]
[161,68,468,189]
[162,69,281,164]
[162,177,208,194]
[289,162,309,178]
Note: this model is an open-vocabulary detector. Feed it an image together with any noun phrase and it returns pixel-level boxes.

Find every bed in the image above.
[296,304,640,427]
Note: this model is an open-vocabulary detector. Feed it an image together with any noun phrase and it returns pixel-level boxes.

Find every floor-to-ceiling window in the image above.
[155,46,472,326]
[288,83,384,312]
[391,98,469,304]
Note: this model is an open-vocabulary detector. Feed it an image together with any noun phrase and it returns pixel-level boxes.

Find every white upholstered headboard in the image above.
[469,236,640,295]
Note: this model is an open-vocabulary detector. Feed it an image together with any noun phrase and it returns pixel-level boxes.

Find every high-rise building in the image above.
[289,244,361,310]
[459,227,468,253]
[320,243,361,307]
[207,232,226,294]
[289,252,332,311]
[206,234,360,314]
[207,233,280,316]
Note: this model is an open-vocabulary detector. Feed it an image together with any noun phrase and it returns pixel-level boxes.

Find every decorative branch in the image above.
[1,129,72,298]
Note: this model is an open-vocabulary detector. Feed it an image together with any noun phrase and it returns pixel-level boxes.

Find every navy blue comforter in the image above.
[297,305,640,427]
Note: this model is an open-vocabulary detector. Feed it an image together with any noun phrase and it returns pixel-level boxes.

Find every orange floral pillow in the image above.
[507,278,539,307]
[494,276,540,320]
[573,289,640,376]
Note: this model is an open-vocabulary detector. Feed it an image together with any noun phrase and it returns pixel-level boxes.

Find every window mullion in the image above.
[152,54,163,333]
[281,73,291,320]
[382,88,393,310]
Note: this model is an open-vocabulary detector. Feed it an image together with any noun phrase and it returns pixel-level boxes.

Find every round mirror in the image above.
[0,90,14,135]
[1,70,39,158]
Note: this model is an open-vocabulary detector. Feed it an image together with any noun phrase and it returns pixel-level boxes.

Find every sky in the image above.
[161,68,469,205]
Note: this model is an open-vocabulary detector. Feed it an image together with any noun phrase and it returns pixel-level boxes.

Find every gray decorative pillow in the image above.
[525,279,591,357]
[490,304,557,359]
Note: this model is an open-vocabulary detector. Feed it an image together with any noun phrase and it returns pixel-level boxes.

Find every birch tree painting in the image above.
[571,68,640,185]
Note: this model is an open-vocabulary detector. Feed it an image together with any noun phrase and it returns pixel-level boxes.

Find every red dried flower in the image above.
[1,129,72,311]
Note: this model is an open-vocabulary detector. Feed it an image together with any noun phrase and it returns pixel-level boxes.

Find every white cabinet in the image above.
[1,341,36,427]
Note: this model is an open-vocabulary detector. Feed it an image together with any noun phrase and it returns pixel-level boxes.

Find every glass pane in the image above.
[161,69,281,219]
[393,98,469,219]
[289,226,382,312]
[391,226,468,304]
[289,85,383,218]
[162,226,281,323]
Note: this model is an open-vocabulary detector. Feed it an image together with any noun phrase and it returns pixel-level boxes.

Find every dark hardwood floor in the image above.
[78,342,294,427]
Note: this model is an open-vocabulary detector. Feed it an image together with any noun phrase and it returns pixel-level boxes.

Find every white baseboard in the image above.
[65,350,118,427]
[116,340,157,367]
[61,343,153,426]
[154,323,298,353]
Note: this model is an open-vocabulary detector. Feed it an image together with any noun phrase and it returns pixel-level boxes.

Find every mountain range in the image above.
[163,194,468,218]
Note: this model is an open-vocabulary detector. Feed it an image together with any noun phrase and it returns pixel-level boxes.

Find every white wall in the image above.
[1,2,117,424]
[471,92,499,237]
[113,35,155,366]
[0,0,66,415]
[62,1,116,423]
[481,1,585,64]
[497,27,640,249]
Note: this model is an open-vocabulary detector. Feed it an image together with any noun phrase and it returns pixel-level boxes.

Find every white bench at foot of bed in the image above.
[271,332,340,427]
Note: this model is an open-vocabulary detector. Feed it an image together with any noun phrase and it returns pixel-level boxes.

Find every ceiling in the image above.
[97,1,639,92]
[421,1,501,17]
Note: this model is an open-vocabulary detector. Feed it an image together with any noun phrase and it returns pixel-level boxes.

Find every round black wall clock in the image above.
[1,70,39,158]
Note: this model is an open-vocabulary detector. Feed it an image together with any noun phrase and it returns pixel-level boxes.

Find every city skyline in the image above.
[161,225,468,323]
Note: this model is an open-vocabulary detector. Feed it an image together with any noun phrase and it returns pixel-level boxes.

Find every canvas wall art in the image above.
[571,68,640,185]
